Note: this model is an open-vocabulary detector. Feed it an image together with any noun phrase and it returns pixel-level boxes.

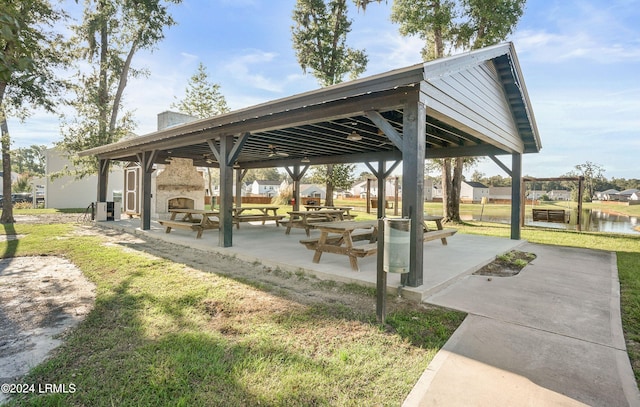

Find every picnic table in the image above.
[301,220,378,271]
[304,205,357,220]
[424,215,455,245]
[159,209,220,238]
[300,216,457,271]
[284,209,345,236]
[232,206,285,228]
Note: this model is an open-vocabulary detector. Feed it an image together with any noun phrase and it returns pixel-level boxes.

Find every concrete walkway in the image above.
[404,243,640,407]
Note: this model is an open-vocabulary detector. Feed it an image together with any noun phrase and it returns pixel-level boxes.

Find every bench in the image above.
[158,219,219,239]
[350,242,378,258]
[299,230,374,250]
[423,228,457,245]
[234,214,286,229]
[532,209,566,223]
[347,229,457,258]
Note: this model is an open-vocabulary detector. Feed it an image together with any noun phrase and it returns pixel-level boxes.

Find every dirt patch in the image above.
[0,256,95,403]
[473,250,536,277]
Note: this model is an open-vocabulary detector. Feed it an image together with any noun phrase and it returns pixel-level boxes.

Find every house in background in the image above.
[0,171,20,194]
[489,186,512,201]
[250,180,281,197]
[460,181,489,203]
[619,189,640,201]
[594,189,620,201]
[300,184,326,200]
[548,189,571,201]
[350,179,400,198]
[44,148,124,209]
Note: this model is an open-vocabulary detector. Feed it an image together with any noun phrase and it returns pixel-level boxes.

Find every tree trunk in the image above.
[449,157,464,222]
[325,164,334,206]
[441,158,452,221]
[0,109,15,224]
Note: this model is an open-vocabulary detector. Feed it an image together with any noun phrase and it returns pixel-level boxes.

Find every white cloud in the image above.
[223,50,284,93]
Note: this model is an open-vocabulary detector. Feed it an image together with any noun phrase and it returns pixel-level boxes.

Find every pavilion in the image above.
[80,42,541,288]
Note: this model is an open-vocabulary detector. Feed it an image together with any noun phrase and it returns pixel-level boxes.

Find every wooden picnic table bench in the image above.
[232,206,285,228]
[304,220,378,271]
[283,209,345,236]
[424,215,455,245]
[159,209,220,238]
[304,205,357,220]
[301,217,457,271]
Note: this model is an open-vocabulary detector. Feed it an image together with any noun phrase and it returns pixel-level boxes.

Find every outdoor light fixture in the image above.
[347,131,362,141]
[301,156,310,163]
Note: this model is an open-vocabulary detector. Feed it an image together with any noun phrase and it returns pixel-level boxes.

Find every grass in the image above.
[4,213,640,403]
[2,223,464,406]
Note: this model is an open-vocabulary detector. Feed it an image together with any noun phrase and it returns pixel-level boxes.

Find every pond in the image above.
[462,209,640,235]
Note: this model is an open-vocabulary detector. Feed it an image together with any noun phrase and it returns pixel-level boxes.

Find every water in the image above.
[464,209,640,235]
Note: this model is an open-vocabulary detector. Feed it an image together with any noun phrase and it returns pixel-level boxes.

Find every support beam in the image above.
[235,168,248,208]
[284,165,308,211]
[136,151,155,231]
[376,161,386,219]
[400,89,426,288]
[218,136,234,247]
[489,155,512,177]
[365,110,403,149]
[510,153,522,240]
[97,159,109,202]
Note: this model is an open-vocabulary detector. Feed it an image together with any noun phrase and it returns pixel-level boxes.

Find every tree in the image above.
[308,163,356,193]
[243,168,284,184]
[58,0,181,179]
[573,161,605,200]
[0,0,68,223]
[292,0,367,205]
[391,0,525,222]
[12,145,47,175]
[292,0,368,87]
[171,62,229,198]
[171,62,229,118]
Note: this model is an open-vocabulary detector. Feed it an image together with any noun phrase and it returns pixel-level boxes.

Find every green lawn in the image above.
[2,223,463,406]
[3,213,640,405]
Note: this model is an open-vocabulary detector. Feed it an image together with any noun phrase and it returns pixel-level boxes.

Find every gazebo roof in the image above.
[80,42,541,168]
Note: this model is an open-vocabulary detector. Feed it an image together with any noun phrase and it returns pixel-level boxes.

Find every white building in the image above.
[300,184,326,199]
[460,181,489,203]
[250,180,281,197]
[548,189,571,201]
[45,148,124,209]
[0,171,20,194]
[619,189,640,201]
[594,189,620,201]
[350,179,400,198]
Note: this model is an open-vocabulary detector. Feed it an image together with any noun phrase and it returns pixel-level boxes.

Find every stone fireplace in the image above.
[155,158,205,219]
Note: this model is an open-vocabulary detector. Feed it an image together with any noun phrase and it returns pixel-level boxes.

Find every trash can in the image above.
[383,218,411,273]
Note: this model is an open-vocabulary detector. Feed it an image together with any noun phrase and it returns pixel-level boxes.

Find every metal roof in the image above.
[80,42,541,169]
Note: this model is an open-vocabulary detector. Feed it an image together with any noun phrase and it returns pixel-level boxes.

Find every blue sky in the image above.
[9,0,640,179]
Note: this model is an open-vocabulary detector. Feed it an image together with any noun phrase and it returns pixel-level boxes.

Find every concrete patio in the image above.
[96,218,523,302]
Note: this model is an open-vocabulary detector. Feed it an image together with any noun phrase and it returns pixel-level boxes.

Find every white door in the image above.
[124,166,140,214]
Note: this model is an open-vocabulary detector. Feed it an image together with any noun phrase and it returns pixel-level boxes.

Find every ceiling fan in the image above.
[268,144,289,157]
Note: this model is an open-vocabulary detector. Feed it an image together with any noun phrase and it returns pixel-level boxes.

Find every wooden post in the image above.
[376,218,386,324]
[577,176,584,231]
[400,89,426,288]
[97,159,109,203]
[510,153,522,240]
[377,162,386,219]
[394,176,399,216]
[219,136,234,247]
[366,179,371,214]
[134,151,156,231]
